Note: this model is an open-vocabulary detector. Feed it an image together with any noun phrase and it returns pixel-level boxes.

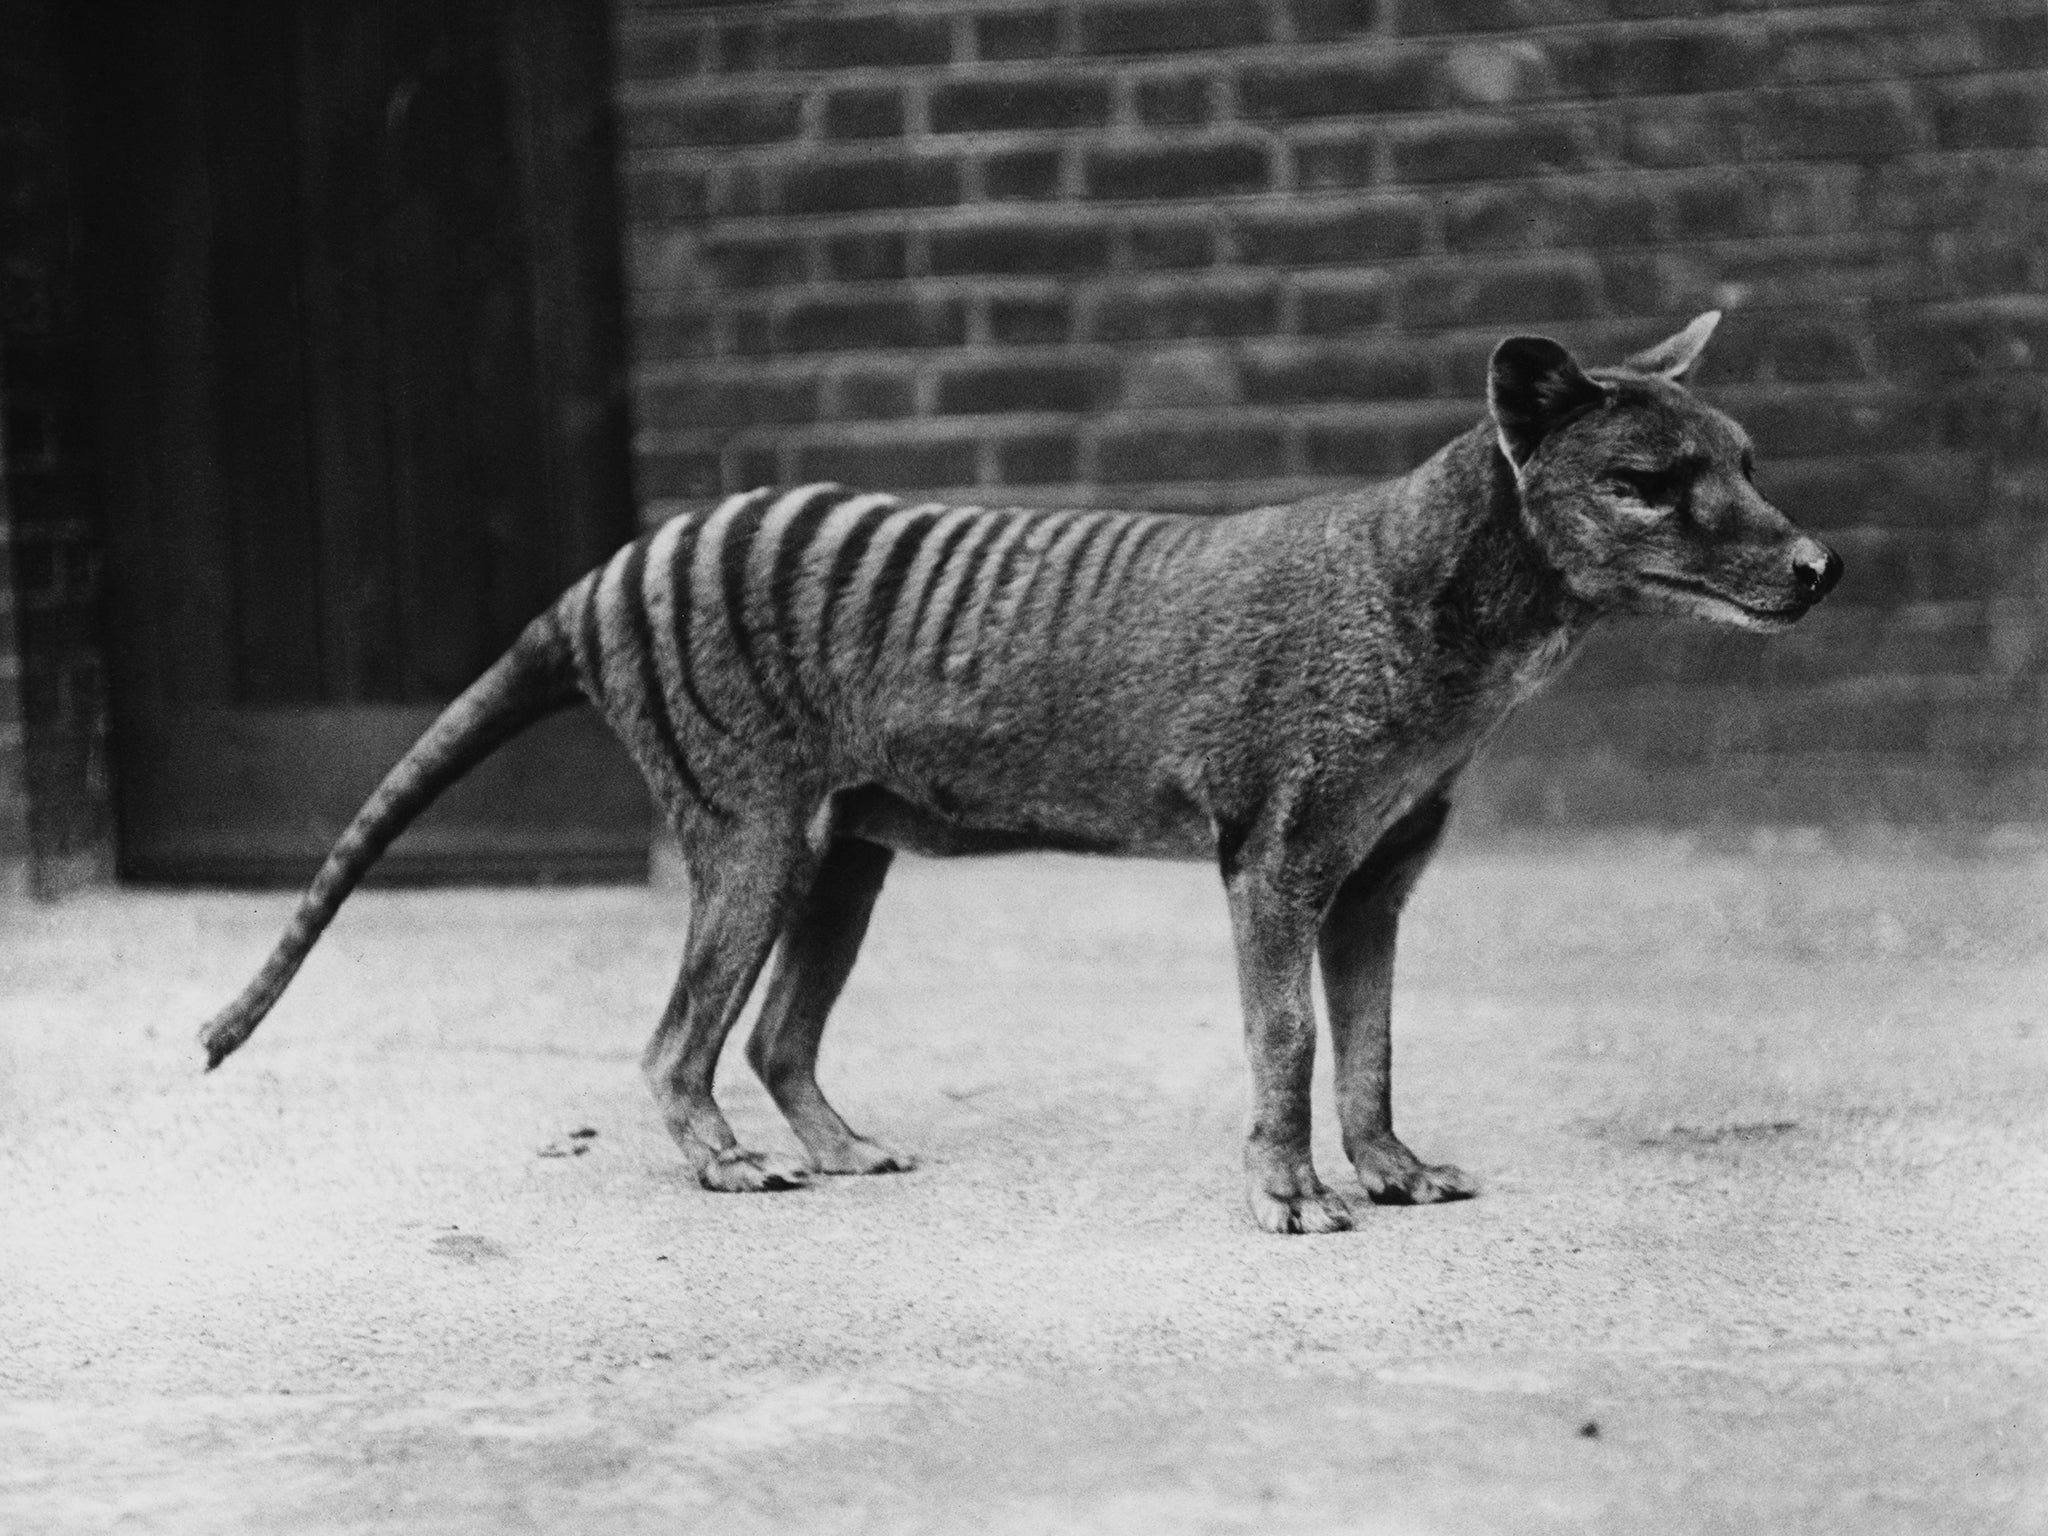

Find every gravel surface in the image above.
[3,838,2045,1533]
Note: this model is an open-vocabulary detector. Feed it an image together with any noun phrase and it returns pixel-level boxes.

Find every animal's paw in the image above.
[810,1137,917,1176]
[699,1148,812,1193]
[1351,1137,1477,1205]
[1246,1170,1354,1236]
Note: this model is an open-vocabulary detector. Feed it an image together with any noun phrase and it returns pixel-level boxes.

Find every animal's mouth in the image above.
[1637,572,1807,623]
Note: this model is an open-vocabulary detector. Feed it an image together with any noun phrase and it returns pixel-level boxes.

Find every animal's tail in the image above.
[198,607,588,1070]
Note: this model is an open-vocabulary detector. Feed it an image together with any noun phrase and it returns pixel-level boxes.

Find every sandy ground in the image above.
[2,837,2046,1534]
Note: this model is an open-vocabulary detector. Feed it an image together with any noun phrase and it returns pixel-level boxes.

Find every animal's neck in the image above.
[1402,425,1590,666]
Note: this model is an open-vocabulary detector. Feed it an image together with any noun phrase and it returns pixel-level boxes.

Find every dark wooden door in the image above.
[75,0,649,883]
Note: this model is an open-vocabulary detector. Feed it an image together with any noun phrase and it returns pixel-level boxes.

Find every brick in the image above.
[1097,424,1286,482]
[1289,0,1379,43]
[1617,98,1742,166]
[977,10,1061,61]
[1091,279,1280,341]
[830,372,919,419]
[1135,76,1214,127]
[638,451,723,501]
[1399,258,1601,326]
[1980,13,2048,70]
[696,236,808,290]
[1396,0,1605,35]
[1748,85,1924,161]
[1086,142,1271,200]
[733,308,776,355]
[1766,322,1867,384]
[1128,222,1215,269]
[989,294,1073,343]
[621,168,706,224]
[795,438,979,489]
[825,231,909,282]
[1932,378,2048,455]
[1294,135,1380,190]
[733,447,782,490]
[1550,30,1768,99]
[618,29,705,81]
[1767,23,1903,86]
[996,434,1079,484]
[1236,202,1429,265]
[1389,115,1587,182]
[1666,169,1754,240]
[640,376,817,432]
[625,92,801,149]
[1443,183,1663,252]
[770,296,968,353]
[775,15,953,70]
[824,87,906,140]
[717,21,773,72]
[1239,59,1437,120]
[1297,275,1393,333]
[930,223,1112,276]
[783,157,961,214]
[932,79,1113,134]
[1304,416,1462,477]
[1757,454,1987,532]
[936,363,1107,414]
[1242,343,1434,403]
[711,163,774,218]
[1932,77,2048,152]
[1721,387,1932,457]
[1080,1,1267,55]
[983,149,1063,199]
[635,311,716,360]
[1875,308,2048,381]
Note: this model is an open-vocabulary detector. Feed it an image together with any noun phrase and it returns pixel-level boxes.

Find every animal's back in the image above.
[558,484,1236,849]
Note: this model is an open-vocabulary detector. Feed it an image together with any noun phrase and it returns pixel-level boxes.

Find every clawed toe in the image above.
[699,1148,812,1193]
[1247,1181,1354,1236]
[1358,1157,1477,1206]
[810,1137,917,1176]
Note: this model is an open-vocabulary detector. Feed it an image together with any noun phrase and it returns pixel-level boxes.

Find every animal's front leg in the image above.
[1319,797,1476,1205]
[1225,864,1353,1235]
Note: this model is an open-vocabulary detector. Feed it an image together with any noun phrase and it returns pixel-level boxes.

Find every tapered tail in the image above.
[198,609,586,1070]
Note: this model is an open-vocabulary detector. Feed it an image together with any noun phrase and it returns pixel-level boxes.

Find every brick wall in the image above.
[1,0,114,895]
[611,0,2048,830]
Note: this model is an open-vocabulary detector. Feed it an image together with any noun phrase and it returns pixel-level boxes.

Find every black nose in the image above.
[1793,546,1842,603]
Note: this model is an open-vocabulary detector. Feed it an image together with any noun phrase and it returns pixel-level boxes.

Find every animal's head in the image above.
[1488,312,1841,630]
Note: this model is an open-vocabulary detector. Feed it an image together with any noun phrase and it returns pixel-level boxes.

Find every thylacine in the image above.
[200,312,1841,1234]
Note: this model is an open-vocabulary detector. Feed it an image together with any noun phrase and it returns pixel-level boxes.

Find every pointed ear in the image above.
[1623,310,1722,382]
[1488,335,1610,470]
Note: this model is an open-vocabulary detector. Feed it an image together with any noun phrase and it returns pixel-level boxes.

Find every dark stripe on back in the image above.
[576,571,606,701]
[860,508,944,666]
[815,500,903,666]
[1107,515,1172,594]
[929,512,1024,678]
[717,488,790,723]
[901,511,981,657]
[961,515,1039,686]
[765,487,861,719]
[1076,514,1142,615]
[666,511,735,738]
[623,535,728,818]
[1040,514,1114,642]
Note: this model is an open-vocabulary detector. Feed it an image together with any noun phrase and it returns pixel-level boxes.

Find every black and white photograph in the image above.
[2,0,2044,1529]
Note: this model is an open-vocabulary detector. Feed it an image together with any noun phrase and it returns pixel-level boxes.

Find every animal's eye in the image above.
[1608,467,1682,505]
[1739,449,1756,483]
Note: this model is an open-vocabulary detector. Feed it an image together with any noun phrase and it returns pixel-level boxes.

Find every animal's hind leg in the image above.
[746,837,914,1175]
[645,820,818,1193]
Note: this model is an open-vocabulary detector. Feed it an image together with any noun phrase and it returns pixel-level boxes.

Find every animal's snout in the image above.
[1791,541,1842,604]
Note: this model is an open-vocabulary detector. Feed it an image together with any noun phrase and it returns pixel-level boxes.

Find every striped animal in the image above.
[200,313,1841,1234]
